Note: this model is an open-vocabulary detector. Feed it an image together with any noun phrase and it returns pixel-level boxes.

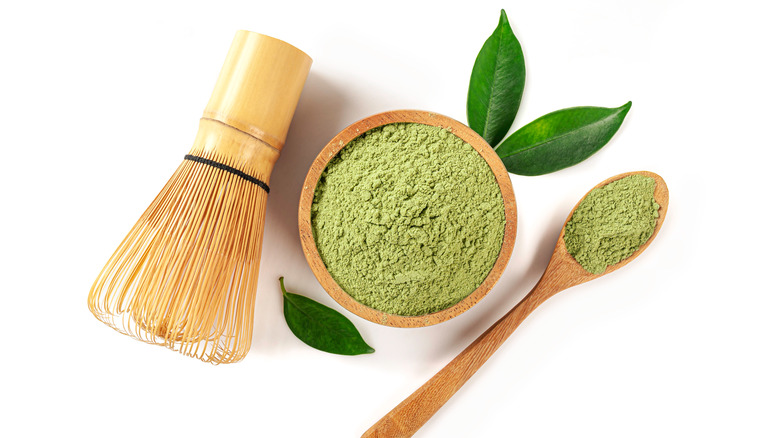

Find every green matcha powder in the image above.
[564,174,660,274]
[312,123,505,316]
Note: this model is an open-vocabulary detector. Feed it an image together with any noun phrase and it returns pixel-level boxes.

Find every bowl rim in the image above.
[298,110,517,328]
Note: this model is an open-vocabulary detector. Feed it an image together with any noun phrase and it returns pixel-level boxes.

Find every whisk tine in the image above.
[89,153,267,363]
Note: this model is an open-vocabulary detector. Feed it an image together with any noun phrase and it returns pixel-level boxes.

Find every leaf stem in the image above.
[279,277,287,296]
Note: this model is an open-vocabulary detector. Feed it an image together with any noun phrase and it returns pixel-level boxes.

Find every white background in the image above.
[2,1,778,437]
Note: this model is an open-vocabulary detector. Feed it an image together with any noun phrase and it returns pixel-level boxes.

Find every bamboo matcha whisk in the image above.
[88,31,311,364]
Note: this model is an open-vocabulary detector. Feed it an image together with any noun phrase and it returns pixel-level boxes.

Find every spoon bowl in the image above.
[363,170,668,438]
[540,170,669,292]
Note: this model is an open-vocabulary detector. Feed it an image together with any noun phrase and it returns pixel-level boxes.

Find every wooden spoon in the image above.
[362,170,669,438]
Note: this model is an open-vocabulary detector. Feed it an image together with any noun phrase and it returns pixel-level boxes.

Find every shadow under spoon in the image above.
[362,170,669,438]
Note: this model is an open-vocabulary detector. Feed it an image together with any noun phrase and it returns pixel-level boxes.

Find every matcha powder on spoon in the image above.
[564,174,660,274]
[311,123,505,316]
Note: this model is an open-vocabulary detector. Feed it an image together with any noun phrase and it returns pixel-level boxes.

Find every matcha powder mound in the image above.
[564,174,660,274]
[311,123,505,316]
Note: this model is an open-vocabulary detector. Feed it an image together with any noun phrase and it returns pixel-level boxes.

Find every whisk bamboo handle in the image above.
[191,118,281,185]
[204,30,311,152]
[195,31,312,185]
[187,31,312,192]
[362,257,572,438]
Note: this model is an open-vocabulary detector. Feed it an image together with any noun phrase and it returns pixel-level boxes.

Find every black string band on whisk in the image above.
[184,154,270,193]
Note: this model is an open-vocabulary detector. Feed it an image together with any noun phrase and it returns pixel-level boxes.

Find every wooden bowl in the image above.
[298,110,517,327]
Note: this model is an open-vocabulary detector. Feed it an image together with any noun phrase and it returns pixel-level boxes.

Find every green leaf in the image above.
[280,277,375,356]
[495,102,632,176]
[467,9,525,147]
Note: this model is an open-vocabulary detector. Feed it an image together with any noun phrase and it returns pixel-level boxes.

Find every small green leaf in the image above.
[467,9,526,147]
[280,277,375,356]
[495,102,632,176]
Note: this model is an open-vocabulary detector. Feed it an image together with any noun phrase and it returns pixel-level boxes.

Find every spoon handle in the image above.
[362,278,561,438]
